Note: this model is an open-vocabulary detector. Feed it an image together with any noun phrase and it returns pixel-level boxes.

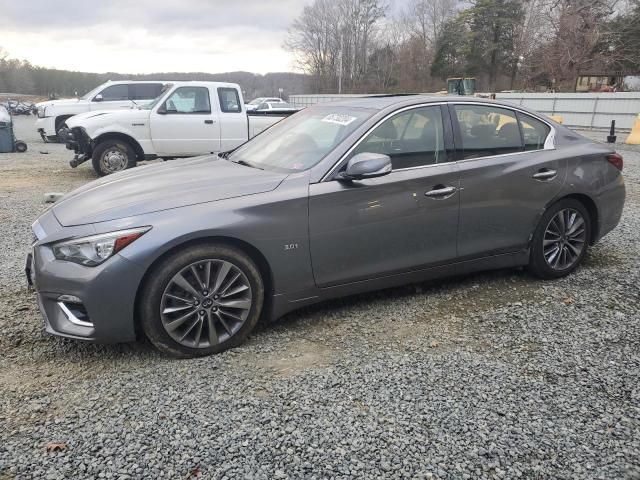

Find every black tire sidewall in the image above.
[140,244,264,358]
[530,199,591,279]
[92,140,136,176]
[15,141,27,152]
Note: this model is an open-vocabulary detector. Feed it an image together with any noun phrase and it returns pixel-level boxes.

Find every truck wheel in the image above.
[92,140,137,176]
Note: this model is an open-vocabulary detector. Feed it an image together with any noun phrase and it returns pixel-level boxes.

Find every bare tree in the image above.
[284,0,342,92]
[536,0,622,90]
[285,0,387,93]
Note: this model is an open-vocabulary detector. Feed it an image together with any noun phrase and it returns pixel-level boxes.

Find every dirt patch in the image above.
[247,338,336,378]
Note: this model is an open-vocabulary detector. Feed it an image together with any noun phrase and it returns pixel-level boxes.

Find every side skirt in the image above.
[268,250,530,321]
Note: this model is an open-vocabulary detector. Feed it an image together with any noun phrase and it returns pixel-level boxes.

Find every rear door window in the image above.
[518,113,551,151]
[218,88,242,113]
[130,83,163,100]
[454,104,523,159]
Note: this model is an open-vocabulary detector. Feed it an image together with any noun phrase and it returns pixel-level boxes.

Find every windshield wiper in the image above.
[233,159,263,170]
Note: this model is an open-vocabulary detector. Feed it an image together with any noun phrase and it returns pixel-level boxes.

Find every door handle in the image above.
[533,168,557,180]
[204,120,214,124]
[425,185,457,198]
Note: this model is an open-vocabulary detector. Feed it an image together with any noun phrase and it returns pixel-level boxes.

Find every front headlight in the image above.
[37,106,46,118]
[52,227,151,266]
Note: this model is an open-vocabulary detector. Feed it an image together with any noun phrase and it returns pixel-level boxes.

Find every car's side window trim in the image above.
[321,102,451,182]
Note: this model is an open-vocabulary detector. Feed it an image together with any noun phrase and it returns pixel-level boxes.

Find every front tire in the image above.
[92,139,137,176]
[529,199,591,279]
[140,244,264,358]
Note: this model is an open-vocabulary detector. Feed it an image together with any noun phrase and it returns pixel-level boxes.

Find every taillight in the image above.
[607,153,623,171]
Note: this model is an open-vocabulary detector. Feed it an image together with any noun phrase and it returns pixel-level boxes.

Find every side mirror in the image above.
[339,152,392,181]
[93,94,103,102]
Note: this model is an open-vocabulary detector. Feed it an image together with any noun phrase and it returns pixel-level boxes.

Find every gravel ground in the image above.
[0,116,639,479]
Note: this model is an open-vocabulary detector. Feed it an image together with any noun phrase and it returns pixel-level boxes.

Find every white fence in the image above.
[289,93,640,130]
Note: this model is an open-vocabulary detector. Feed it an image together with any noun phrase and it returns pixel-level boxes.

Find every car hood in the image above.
[36,98,85,108]
[52,156,287,226]
[66,108,148,128]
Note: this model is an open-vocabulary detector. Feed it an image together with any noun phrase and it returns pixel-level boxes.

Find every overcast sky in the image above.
[0,0,322,74]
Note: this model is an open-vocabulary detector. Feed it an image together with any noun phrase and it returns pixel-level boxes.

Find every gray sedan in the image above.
[27,96,625,357]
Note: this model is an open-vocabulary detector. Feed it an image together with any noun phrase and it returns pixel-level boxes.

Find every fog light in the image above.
[57,294,82,304]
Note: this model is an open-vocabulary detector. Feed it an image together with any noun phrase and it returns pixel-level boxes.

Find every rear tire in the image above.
[92,139,137,176]
[15,141,27,153]
[140,244,264,358]
[529,199,591,279]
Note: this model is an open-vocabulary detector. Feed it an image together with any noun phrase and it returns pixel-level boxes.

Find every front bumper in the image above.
[29,211,146,343]
[35,117,56,141]
[59,126,94,168]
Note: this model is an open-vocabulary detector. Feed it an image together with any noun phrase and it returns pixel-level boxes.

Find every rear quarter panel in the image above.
[557,138,625,242]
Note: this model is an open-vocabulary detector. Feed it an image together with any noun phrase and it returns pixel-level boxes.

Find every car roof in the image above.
[105,80,173,84]
[318,94,526,111]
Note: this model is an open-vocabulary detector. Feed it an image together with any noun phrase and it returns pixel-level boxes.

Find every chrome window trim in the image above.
[321,100,556,182]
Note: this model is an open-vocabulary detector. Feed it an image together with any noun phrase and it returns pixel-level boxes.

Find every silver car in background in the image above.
[27,96,625,357]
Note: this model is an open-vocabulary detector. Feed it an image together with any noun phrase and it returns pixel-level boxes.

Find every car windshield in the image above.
[228,106,374,173]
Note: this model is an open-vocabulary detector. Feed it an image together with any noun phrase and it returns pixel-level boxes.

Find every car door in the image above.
[451,103,567,259]
[89,84,134,111]
[309,105,460,287]
[150,85,220,156]
[216,87,247,151]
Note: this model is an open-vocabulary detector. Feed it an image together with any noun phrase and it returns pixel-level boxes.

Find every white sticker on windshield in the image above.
[321,114,357,126]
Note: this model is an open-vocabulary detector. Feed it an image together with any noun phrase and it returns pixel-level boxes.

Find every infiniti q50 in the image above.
[27,96,625,357]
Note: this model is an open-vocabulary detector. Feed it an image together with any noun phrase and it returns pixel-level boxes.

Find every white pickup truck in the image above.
[61,81,298,176]
[35,80,168,142]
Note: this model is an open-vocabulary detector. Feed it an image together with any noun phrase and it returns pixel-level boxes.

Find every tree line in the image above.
[285,0,640,93]
[0,47,307,100]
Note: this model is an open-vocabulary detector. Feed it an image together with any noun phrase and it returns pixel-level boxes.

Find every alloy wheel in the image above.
[543,208,586,271]
[160,259,253,349]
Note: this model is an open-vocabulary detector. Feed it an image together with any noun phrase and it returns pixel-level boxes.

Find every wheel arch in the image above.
[546,193,599,245]
[94,132,145,161]
[54,114,73,129]
[133,235,275,337]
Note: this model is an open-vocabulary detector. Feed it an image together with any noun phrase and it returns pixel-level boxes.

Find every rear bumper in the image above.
[594,174,626,243]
